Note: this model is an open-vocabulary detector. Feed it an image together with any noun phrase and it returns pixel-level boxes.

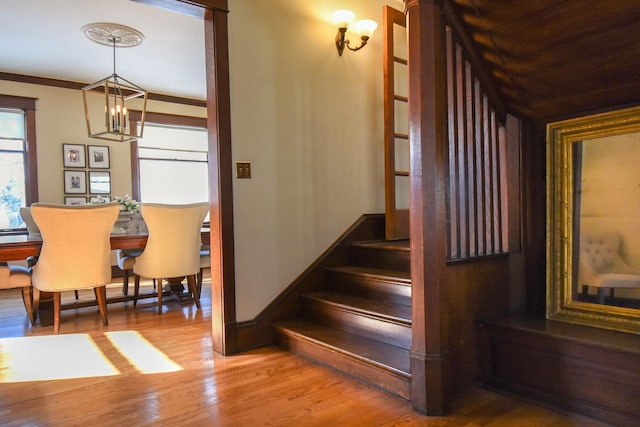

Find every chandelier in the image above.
[81,23,148,143]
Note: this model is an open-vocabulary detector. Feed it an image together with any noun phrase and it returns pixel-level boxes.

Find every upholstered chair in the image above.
[21,206,81,299]
[30,202,119,333]
[579,231,640,304]
[0,262,35,325]
[19,206,40,237]
[132,202,209,313]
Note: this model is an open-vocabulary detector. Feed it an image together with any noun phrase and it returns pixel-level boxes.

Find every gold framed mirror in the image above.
[547,106,640,334]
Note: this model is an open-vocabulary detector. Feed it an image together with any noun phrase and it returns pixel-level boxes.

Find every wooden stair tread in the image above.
[326,265,411,283]
[273,319,411,377]
[351,240,410,252]
[303,291,412,324]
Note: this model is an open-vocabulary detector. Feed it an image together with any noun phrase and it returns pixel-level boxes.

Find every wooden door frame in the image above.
[136,0,237,355]
[383,5,410,240]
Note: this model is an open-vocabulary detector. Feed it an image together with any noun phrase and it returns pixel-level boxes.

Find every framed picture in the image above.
[88,145,110,169]
[62,144,86,168]
[89,195,111,203]
[65,196,87,206]
[64,170,86,194]
[88,171,111,194]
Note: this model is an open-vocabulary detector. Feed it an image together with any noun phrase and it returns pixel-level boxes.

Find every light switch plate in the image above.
[236,161,251,179]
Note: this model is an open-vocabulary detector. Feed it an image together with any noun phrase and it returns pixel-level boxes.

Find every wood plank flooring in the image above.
[0,272,612,426]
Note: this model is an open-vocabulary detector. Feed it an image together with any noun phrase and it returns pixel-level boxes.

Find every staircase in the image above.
[273,239,411,399]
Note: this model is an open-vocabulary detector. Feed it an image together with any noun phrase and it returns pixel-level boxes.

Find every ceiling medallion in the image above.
[81,22,144,48]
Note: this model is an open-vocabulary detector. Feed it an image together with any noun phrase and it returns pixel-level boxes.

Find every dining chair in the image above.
[0,262,35,325]
[132,202,209,313]
[30,202,119,333]
[21,206,80,300]
[19,206,40,237]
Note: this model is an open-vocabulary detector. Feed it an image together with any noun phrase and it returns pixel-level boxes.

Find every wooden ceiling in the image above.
[447,0,640,122]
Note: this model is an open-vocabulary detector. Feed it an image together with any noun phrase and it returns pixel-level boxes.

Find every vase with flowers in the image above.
[113,195,145,233]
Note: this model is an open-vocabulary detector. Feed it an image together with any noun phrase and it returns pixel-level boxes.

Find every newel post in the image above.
[405,0,451,415]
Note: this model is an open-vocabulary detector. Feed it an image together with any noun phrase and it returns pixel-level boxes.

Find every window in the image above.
[0,95,38,231]
[130,112,208,219]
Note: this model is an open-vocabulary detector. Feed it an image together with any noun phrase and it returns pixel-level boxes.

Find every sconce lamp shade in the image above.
[356,19,378,38]
[333,9,355,29]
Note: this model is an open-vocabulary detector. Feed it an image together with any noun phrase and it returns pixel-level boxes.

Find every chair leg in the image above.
[53,292,61,334]
[96,286,108,326]
[33,287,40,320]
[157,278,163,314]
[21,286,35,325]
[122,270,130,296]
[197,268,203,300]
[134,275,141,307]
[187,274,201,309]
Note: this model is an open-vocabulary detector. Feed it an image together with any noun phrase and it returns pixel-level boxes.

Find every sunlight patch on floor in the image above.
[0,334,119,383]
[105,331,182,374]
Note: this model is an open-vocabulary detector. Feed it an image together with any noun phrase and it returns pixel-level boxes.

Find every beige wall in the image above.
[1,0,401,321]
[229,0,397,320]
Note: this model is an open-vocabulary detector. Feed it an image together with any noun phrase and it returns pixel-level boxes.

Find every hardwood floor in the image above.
[0,272,611,426]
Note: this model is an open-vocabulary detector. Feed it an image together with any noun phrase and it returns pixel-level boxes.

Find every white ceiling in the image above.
[0,0,206,100]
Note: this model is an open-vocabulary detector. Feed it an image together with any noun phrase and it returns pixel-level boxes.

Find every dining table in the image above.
[0,228,210,325]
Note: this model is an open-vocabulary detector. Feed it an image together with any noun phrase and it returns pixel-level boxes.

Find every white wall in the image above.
[228,0,397,320]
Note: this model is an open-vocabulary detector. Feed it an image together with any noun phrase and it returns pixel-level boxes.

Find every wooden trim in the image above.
[129,110,207,128]
[25,108,38,204]
[0,72,206,108]
[383,5,410,240]
[0,94,36,110]
[204,6,237,356]
[0,94,38,204]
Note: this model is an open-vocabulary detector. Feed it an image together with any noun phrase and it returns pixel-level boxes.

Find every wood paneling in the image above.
[480,315,640,426]
[448,0,640,121]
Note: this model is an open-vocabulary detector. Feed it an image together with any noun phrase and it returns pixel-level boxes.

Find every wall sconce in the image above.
[333,10,378,56]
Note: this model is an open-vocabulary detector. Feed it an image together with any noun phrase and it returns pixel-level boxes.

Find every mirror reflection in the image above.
[574,133,640,309]
[546,106,640,334]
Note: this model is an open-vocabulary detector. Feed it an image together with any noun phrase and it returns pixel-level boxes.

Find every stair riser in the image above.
[326,271,411,305]
[276,332,410,400]
[350,247,410,272]
[304,300,411,349]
